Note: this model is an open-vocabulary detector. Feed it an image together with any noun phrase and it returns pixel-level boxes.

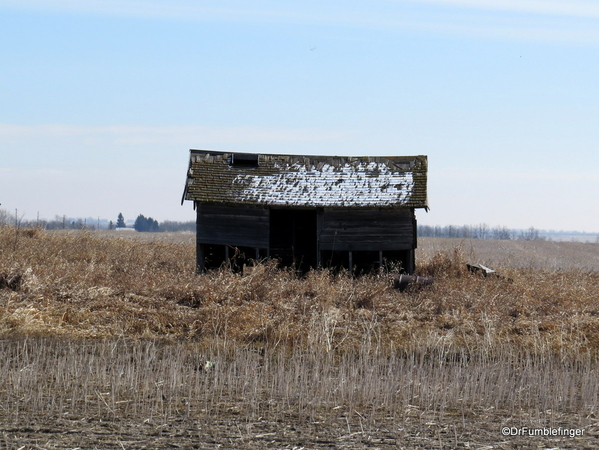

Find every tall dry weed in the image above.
[1,336,596,434]
[0,227,598,357]
[2,228,599,446]
[415,245,470,278]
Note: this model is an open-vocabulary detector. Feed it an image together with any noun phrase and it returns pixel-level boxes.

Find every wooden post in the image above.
[407,250,415,274]
[379,250,383,269]
[316,209,323,268]
[348,251,353,273]
[197,244,205,273]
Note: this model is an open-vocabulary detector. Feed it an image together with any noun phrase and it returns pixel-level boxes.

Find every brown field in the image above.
[1,227,598,449]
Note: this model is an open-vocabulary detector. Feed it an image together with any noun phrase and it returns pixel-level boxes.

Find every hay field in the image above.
[1,227,598,449]
[418,236,599,273]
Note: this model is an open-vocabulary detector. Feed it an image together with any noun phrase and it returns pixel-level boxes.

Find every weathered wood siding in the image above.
[318,208,415,251]
[196,203,269,248]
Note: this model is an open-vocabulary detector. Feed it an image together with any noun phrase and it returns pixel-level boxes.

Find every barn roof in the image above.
[182,150,428,209]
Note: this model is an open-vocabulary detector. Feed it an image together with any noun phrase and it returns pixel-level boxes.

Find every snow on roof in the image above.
[183,150,428,209]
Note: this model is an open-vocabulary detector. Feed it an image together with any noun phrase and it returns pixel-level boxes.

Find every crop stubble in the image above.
[0,228,598,448]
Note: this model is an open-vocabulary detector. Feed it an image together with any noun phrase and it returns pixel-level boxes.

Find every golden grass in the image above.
[0,226,598,357]
[418,236,599,272]
[2,227,599,447]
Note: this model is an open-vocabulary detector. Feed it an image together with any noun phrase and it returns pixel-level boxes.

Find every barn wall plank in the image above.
[196,203,269,248]
[319,208,415,251]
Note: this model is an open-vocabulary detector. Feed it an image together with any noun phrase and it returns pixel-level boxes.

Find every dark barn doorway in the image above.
[269,209,317,272]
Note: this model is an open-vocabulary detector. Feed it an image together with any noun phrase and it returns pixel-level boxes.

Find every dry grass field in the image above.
[1,227,598,449]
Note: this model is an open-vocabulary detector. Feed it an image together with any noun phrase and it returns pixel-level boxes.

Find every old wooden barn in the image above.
[182,150,428,274]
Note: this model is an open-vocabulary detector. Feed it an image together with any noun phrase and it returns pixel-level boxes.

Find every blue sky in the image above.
[1,0,598,231]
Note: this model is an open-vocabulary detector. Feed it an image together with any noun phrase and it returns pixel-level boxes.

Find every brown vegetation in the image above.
[1,227,598,354]
[1,227,598,448]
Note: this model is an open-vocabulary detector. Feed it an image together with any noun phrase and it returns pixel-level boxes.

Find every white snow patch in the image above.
[232,162,414,206]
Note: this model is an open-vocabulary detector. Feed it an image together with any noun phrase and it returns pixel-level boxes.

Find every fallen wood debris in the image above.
[0,273,22,291]
[467,263,496,276]
[467,263,513,282]
[393,274,434,292]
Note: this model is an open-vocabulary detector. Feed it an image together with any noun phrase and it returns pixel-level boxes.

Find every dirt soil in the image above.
[2,408,596,449]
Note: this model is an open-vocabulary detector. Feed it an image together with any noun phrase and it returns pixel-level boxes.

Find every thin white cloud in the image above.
[7,0,599,20]
[434,166,599,183]
[409,0,599,19]
[0,0,309,22]
[0,123,347,146]
[3,0,599,43]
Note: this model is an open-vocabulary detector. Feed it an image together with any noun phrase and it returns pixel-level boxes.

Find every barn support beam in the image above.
[197,244,206,273]
[407,250,415,274]
[316,209,323,268]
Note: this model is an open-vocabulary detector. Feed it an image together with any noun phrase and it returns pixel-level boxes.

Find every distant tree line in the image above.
[3,208,580,241]
[115,213,195,233]
[133,214,159,232]
[116,213,126,228]
[0,209,15,226]
[0,209,195,233]
[0,212,99,230]
[418,224,548,241]
[158,220,195,232]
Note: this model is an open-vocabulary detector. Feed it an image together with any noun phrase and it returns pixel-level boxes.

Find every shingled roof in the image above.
[183,150,428,209]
